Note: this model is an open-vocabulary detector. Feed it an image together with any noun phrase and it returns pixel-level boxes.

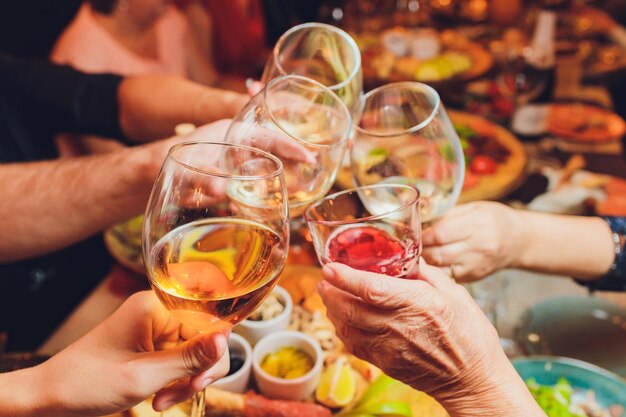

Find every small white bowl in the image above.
[234,285,293,346]
[210,333,252,393]
[252,330,323,401]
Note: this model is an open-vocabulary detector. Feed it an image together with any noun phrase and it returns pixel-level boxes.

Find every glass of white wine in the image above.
[262,22,363,114]
[142,141,289,417]
[351,82,465,224]
[226,74,352,218]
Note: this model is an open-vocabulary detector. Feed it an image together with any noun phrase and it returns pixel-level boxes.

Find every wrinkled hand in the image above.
[318,262,542,417]
[421,202,523,282]
[39,291,229,416]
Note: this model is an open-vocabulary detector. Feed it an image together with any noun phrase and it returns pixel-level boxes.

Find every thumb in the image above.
[134,332,228,391]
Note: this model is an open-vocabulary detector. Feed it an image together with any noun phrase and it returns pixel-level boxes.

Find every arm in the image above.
[0,291,229,417]
[422,202,615,282]
[0,54,247,145]
[514,210,615,279]
[0,144,157,262]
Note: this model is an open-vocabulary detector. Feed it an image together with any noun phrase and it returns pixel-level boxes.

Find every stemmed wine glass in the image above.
[262,22,363,114]
[142,142,289,417]
[350,82,465,224]
[225,74,352,218]
[304,184,421,278]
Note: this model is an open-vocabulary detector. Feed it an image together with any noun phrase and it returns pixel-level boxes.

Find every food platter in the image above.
[336,110,527,204]
[547,103,626,144]
[358,29,493,88]
[123,264,449,417]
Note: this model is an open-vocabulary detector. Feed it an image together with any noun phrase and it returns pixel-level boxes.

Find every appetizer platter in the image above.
[357,29,493,87]
[336,110,527,203]
[123,264,449,417]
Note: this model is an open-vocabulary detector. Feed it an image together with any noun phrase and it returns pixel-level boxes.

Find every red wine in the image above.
[324,225,419,278]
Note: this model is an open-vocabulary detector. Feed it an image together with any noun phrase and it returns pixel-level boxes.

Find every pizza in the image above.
[547,104,626,143]
[335,111,527,204]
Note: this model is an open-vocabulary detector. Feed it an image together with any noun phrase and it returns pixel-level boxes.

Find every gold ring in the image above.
[448,264,457,280]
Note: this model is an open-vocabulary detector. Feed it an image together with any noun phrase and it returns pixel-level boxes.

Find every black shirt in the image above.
[0,54,125,351]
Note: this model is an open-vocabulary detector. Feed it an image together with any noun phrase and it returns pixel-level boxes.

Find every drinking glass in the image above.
[304,184,421,278]
[351,82,465,224]
[262,22,363,114]
[142,142,289,417]
[226,74,352,218]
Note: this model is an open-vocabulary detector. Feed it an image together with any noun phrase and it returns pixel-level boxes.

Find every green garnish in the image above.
[526,378,585,417]
[454,124,477,140]
[368,148,389,158]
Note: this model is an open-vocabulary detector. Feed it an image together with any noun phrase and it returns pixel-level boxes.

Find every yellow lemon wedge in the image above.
[316,356,357,408]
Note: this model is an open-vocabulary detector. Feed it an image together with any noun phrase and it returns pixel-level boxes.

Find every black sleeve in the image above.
[0,53,126,140]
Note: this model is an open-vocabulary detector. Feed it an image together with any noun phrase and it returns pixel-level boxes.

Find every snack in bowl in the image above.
[261,346,314,379]
[234,285,293,346]
[252,330,323,401]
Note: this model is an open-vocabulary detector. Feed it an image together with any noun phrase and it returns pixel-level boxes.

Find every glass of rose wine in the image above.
[351,82,465,225]
[304,184,421,278]
[262,22,363,114]
[226,74,352,218]
[142,141,289,417]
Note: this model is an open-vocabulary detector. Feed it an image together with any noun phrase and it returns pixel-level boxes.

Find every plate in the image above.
[335,110,527,203]
[513,356,626,407]
[517,296,626,377]
[103,215,145,274]
[547,103,626,144]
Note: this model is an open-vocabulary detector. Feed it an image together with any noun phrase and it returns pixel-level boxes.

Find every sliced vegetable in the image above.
[470,155,497,175]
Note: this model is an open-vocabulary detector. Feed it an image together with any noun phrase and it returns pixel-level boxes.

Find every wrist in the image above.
[0,364,62,417]
[436,355,544,417]
[510,208,532,270]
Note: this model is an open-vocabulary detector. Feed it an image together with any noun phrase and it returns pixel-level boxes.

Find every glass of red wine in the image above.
[303,184,421,278]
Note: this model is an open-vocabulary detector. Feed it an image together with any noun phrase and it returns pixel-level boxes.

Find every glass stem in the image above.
[190,388,206,417]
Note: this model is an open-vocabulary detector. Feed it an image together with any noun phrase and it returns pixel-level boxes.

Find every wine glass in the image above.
[350,82,465,224]
[262,22,363,114]
[304,184,421,278]
[225,74,352,218]
[142,141,289,417]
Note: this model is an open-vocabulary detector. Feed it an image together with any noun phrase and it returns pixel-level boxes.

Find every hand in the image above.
[318,262,543,417]
[37,291,229,416]
[421,202,524,282]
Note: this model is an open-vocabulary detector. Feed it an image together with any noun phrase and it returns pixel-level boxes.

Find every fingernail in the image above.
[158,400,174,411]
[245,78,254,89]
[201,375,214,388]
[317,281,327,294]
[213,333,228,357]
[322,264,336,281]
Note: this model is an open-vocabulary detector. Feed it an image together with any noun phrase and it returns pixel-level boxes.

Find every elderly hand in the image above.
[421,202,524,282]
[30,291,229,416]
[318,262,544,417]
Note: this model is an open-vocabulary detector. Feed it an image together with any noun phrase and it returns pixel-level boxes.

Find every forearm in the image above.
[0,146,157,262]
[118,76,246,142]
[513,211,614,279]
[0,366,59,417]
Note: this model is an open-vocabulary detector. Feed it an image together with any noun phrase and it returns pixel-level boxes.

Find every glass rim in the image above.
[263,74,352,149]
[303,183,420,226]
[355,82,441,137]
[272,22,362,92]
[167,140,284,180]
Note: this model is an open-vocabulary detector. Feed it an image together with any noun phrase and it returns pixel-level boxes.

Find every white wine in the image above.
[148,218,285,332]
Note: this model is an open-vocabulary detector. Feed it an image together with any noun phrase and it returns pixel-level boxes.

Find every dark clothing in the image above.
[0,54,124,351]
[578,217,626,292]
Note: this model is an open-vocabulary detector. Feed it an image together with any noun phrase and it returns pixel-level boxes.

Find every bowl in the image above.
[210,333,252,394]
[234,285,293,346]
[513,356,626,407]
[252,330,323,401]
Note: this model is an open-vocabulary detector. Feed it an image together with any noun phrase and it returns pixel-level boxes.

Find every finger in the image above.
[421,209,474,247]
[417,259,457,291]
[135,332,228,391]
[152,379,195,412]
[318,281,390,333]
[325,313,380,362]
[421,240,468,267]
[322,263,430,309]
[189,349,230,391]
[245,79,264,96]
